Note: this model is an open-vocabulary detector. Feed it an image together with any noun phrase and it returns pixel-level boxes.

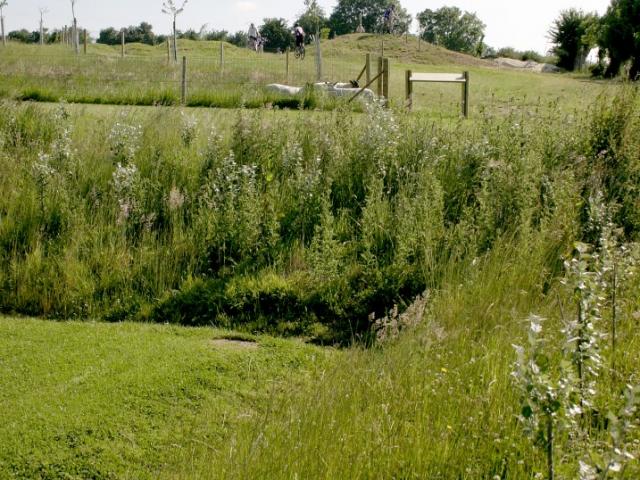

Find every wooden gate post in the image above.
[382,58,389,102]
[462,71,469,118]
[365,53,371,85]
[405,70,412,110]
[181,56,187,105]
[285,48,290,84]
[377,56,383,98]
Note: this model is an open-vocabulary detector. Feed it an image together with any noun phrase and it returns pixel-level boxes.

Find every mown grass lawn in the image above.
[0,317,330,479]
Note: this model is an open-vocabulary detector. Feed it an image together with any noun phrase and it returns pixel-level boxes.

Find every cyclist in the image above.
[383,5,395,34]
[248,23,258,50]
[294,24,305,52]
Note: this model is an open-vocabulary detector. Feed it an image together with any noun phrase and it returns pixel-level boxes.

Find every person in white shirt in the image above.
[248,23,258,49]
[294,24,305,49]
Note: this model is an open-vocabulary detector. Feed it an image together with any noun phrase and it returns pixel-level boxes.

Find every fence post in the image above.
[73,18,79,54]
[462,71,470,118]
[405,70,412,110]
[315,34,322,81]
[365,53,371,85]
[219,42,224,73]
[83,29,87,54]
[382,58,389,104]
[285,47,290,84]
[181,56,187,105]
[377,56,383,98]
[121,30,125,57]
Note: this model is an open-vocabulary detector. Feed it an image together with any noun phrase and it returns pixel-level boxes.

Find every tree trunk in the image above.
[73,18,79,54]
[315,27,322,81]
[40,20,44,46]
[605,55,622,78]
[1,16,5,46]
[630,56,640,81]
[173,19,178,63]
[547,415,555,480]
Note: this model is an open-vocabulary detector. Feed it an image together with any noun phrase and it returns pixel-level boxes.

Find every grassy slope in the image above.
[180,236,640,479]
[0,35,615,115]
[0,317,330,479]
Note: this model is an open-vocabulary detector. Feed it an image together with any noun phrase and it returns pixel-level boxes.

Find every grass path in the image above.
[0,317,331,479]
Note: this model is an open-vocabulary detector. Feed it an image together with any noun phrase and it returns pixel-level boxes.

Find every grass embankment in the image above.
[1,85,639,341]
[1,81,640,477]
[0,36,614,115]
[0,317,330,479]
[185,236,640,479]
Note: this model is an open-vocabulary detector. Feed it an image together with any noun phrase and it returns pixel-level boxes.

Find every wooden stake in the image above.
[181,56,187,105]
[285,47,290,84]
[365,53,371,85]
[405,69,412,110]
[377,56,383,98]
[382,58,389,103]
[219,42,224,73]
[462,71,469,118]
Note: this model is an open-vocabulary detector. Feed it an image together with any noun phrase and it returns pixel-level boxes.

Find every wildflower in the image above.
[168,187,185,211]
[108,117,143,162]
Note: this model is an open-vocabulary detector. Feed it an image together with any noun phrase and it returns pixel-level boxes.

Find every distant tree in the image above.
[549,9,598,71]
[178,29,199,40]
[8,29,39,43]
[417,6,485,55]
[228,30,247,48]
[162,0,188,62]
[98,27,119,45]
[129,22,156,45]
[101,22,158,45]
[1,1,8,47]
[598,0,640,79]
[329,0,411,36]
[296,0,328,44]
[204,29,229,41]
[70,0,79,54]
[482,45,497,58]
[39,7,48,45]
[259,18,292,52]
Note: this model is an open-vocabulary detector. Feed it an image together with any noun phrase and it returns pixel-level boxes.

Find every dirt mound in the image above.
[494,57,561,73]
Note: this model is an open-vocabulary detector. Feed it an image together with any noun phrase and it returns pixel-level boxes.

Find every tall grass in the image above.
[0,87,638,343]
[161,86,640,479]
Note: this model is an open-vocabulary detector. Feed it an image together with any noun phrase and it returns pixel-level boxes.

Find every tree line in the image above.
[550,0,640,79]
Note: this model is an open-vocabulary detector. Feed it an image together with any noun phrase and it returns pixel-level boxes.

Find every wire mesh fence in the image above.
[0,44,374,102]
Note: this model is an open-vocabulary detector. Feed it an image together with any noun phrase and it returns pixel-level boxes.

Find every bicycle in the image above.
[294,43,305,60]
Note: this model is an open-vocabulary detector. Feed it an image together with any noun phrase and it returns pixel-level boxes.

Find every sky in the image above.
[3,0,611,54]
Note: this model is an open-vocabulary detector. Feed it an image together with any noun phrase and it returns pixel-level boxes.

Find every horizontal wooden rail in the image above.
[410,72,466,83]
[406,70,469,117]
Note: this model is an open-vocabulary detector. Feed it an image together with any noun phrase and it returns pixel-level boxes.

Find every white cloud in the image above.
[235,1,257,12]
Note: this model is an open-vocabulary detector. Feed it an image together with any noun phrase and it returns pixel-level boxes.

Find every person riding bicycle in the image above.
[294,24,305,50]
[248,23,258,49]
[383,5,395,34]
